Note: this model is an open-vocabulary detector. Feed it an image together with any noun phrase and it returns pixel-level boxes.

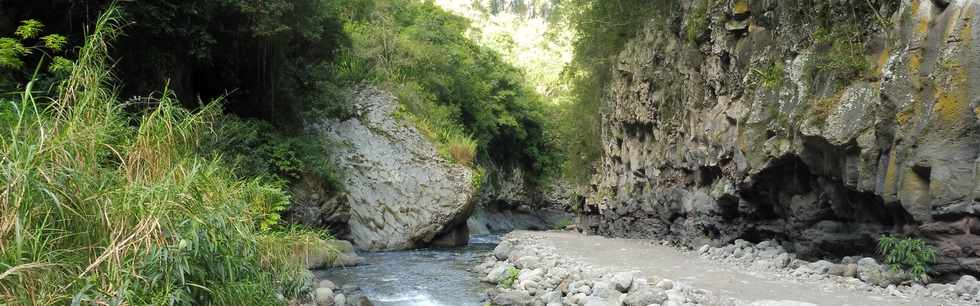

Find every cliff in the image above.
[581,0,980,278]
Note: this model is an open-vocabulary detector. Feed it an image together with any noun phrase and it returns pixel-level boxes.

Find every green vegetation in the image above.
[555,0,678,184]
[813,26,870,82]
[877,236,938,283]
[0,9,326,305]
[686,0,716,43]
[340,0,560,186]
[752,61,786,90]
[552,219,574,230]
[501,266,521,288]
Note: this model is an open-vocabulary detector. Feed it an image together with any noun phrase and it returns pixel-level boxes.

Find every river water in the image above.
[314,235,500,306]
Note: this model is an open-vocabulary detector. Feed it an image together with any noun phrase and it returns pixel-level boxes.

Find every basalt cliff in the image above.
[580,0,980,278]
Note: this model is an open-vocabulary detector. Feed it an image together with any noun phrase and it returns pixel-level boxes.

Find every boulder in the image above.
[315,88,475,251]
[318,279,337,290]
[610,272,635,292]
[955,275,980,296]
[491,289,533,306]
[623,286,667,306]
[485,262,516,283]
[314,287,334,306]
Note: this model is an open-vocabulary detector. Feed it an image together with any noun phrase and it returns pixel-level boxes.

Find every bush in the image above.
[0,8,325,304]
[877,235,938,283]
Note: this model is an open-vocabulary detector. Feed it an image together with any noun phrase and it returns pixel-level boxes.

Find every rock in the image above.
[315,88,475,251]
[827,264,846,276]
[698,244,711,254]
[591,281,619,298]
[315,287,334,306]
[541,291,562,304]
[569,280,592,295]
[748,301,817,306]
[351,296,374,306]
[955,275,980,296]
[806,260,833,274]
[773,253,791,269]
[928,283,953,296]
[856,258,908,287]
[655,279,674,290]
[331,253,367,268]
[495,240,515,260]
[842,264,858,278]
[579,0,980,278]
[623,286,667,306]
[318,279,337,290]
[582,296,617,306]
[491,289,533,306]
[333,293,346,306]
[610,272,635,292]
[485,262,516,283]
[428,223,469,247]
[515,255,541,269]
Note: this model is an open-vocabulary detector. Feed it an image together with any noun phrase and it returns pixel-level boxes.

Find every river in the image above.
[314,234,500,306]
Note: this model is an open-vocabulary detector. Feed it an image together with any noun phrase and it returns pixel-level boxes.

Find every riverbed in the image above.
[314,235,500,306]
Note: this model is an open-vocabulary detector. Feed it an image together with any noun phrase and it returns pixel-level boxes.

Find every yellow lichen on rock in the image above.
[733,1,750,15]
[883,146,899,196]
[933,61,969,127]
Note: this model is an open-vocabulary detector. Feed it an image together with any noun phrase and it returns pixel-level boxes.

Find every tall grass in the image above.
[0,7,323,305]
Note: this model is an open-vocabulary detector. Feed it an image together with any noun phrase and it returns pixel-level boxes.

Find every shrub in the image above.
[877,235,938,283]
[0,8,325,304]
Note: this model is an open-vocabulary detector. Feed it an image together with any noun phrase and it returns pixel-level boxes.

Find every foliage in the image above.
[877,236,938,283]
[202,113,342,181]
[552,219,574,230]
[752,61,785,89]
[1,0,353,123]
[686,0,716,43]
[501,266,520,288]
[341,0,560,186]
[0,19,71,92]
[554,0,678,185]
[808,20,871,86]
[0,9,324,304]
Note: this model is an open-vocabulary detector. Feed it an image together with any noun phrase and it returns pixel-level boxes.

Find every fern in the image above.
[877,236,937,283]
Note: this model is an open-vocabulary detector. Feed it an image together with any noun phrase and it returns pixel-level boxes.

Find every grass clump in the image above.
[877,235,938,283]
[0,8,324,305]
[812,26,870,82]
[686,0,716,43]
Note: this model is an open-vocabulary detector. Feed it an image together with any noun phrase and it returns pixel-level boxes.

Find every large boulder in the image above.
[314,87,475,250]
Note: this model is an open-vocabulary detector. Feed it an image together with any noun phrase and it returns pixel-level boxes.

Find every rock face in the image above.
[468,163,575,234]
[581,0,980,277]
[313,87,475,251]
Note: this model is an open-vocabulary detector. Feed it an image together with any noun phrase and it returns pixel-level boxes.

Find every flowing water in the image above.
[314,235,500,306]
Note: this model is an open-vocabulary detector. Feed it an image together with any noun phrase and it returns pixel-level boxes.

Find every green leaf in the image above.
[15,19,44,39]
[0,37,28,69]
[41,34,67,52]
[49,56,74,74]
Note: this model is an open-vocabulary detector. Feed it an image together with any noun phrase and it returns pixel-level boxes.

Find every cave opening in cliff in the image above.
[734,154,916,259]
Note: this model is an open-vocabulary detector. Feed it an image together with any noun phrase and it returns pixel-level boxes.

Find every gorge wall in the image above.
[580,0,980,278]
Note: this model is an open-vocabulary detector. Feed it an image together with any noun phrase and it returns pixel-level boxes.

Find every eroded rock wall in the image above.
[582,0,980,277]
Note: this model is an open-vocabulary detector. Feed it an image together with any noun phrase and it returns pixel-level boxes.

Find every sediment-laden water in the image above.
[315,235,499,306]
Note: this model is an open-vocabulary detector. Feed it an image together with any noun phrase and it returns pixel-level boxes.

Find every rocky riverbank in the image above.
[475,231,978,306]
